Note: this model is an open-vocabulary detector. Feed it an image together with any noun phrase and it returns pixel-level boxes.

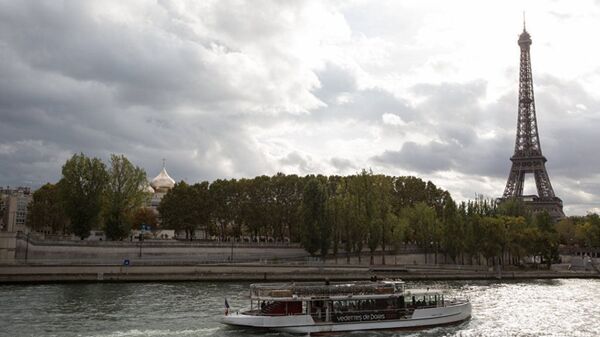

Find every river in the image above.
[1,279,598,337]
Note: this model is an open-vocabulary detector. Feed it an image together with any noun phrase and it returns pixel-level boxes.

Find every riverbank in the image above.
[0,263,598,284]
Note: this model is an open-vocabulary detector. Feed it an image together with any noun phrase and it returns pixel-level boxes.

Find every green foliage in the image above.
[555,218,576,246]
[270,173,303,241]
[210,178,238,239]
[131,207,158,230]
[301,178,329,257]
[404,202,437,263]
[479,216,507,262]
[440,198,462,263]
[60,153,108,239]
[497,197,528,217]
[103,154,148,240]
[43,154,585,268]
[386,212,407,253]
[158,181,212,239]
[27,183,68,234]
[573,213,600,248]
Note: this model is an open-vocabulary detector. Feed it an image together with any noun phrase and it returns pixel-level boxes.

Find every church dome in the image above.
[150,167,175,190]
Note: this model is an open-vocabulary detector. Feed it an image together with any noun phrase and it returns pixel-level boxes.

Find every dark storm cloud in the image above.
[372,80,518,179]
[374,141,454,173]
[532,75,600,180]
[0,1,320,187]
[0,2,264,110]
[373,135,514,178]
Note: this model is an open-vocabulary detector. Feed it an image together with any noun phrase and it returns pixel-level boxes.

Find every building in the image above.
[148,161,176,210]
[0,187,32,233]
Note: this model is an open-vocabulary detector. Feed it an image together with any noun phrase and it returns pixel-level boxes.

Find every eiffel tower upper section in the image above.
[501,24,565,219]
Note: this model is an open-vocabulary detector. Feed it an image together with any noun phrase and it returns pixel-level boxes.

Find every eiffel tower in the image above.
[500,23,565,219]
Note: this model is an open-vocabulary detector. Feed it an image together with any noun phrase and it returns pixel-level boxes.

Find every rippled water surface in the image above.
[1,279,599,337]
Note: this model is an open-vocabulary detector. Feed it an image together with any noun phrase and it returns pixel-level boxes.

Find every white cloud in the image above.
[382,113,407,126]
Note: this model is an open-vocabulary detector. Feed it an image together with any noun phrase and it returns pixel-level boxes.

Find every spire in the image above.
[518,15,532,48]
[162,158,166,169]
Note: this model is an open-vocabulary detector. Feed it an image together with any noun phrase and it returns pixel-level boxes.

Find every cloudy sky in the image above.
[1,0,599,215]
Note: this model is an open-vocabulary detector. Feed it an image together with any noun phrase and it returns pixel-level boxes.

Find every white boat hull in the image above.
[221,301,471,334]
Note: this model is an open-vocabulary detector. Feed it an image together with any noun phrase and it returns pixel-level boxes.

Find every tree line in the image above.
[26,153,600,268]
[28,153,150,240]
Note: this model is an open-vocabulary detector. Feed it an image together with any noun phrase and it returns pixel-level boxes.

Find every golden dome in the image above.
[150,167,175,190]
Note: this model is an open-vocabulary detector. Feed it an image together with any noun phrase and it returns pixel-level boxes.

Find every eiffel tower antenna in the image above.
[500,23,565,220]
[523,12,526,31]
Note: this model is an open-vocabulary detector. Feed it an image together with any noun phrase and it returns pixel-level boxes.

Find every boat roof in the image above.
[249,280,407,300]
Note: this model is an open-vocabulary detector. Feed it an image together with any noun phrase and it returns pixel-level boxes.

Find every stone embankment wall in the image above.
[0,232,18,262]
[1,233,308,265]
[1,263,598,283]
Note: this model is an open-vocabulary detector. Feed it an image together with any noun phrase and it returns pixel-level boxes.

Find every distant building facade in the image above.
[0,186,32,233]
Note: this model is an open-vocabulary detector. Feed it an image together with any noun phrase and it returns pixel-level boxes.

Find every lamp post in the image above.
[138,223,147,258]
[25,231,30,262]
[230,236,234,262]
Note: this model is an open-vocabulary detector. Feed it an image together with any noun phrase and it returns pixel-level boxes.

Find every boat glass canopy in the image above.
[250,281,406,300]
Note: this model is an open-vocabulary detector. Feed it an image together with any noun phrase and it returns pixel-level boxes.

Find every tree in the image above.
[60,153,108,239]
[158,181,212,240]
[159,181,194,239]
[191,181,213,239]
[440,198,462,264]
[497,197,527,217]
[404,202,437,264]
[131,207,158,231]
[242,176,272,240]
[210,179,236,240]
[103,154,148,240]
[337,179,358,263]
[585,214,600,247]
[271,173,303,241]
[534,211,560,269]
[27,183,68,235]
[372,175,394,265]
[555,218,576,246]
[367,218,383,265]
[386,212,407,254]
[391,176,428,211]
[479,217,507,266]
[300,177,329,259]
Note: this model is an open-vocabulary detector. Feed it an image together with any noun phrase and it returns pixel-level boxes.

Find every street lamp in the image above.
[230,236,234,262]
[138,223,148,258]
[25,231,30,262]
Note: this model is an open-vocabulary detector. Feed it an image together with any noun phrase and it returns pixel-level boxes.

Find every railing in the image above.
[14,232,303,249]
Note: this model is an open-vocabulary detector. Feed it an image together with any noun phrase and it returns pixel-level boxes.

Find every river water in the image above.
[1,279,598,337]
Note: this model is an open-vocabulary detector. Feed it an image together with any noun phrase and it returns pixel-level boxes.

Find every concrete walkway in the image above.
[0,263,598,283]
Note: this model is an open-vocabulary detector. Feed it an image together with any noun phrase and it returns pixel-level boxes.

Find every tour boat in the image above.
[220,280,471,334]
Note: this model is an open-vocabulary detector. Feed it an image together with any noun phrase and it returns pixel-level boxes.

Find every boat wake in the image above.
[93,327,220,337]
